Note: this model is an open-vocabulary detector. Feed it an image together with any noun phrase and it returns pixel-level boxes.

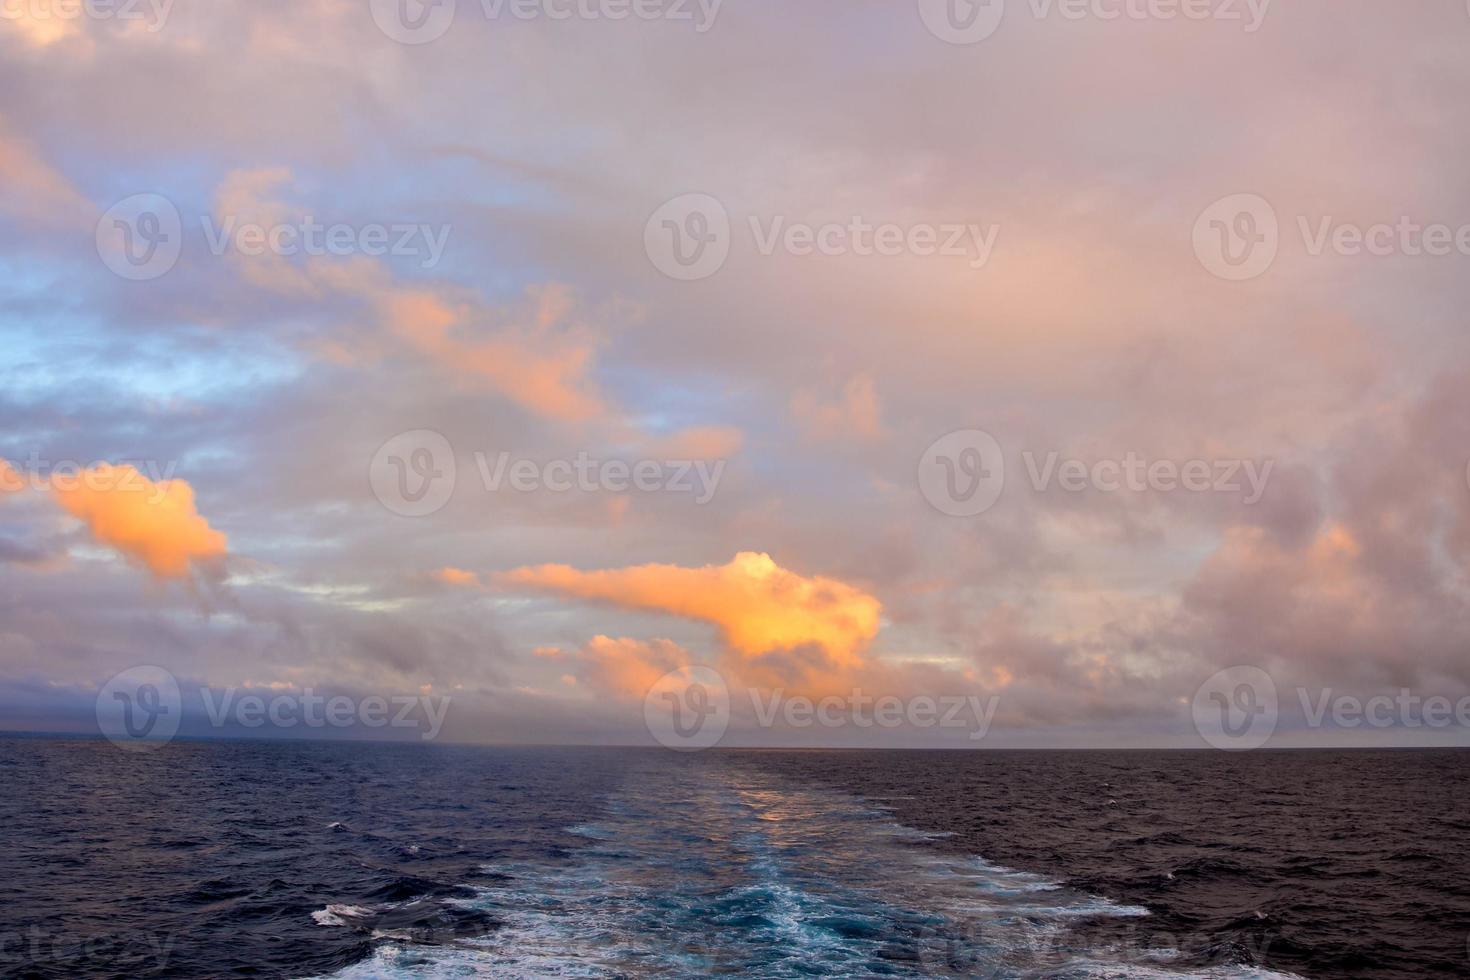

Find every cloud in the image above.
[212,168,608,422]
[210,167,322,298]
[0,459,24,496]
[563,635,691,698]
[1169,371,1470,694]
[0,538,47,565]
[791,374,884,442]
[377,282,605,422]
[643,425,744,460]
[497,551,882,671]
[49,464,228,579]
[433,566,482,587]
[0,5,84,49]
[0,116,91,229]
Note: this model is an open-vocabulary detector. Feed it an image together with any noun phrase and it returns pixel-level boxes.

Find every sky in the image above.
[2,0,1470,749]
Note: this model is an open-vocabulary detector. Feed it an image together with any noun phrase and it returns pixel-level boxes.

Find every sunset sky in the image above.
[3,0,1470,747]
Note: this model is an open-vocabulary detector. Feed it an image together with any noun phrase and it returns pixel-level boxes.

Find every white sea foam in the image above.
[308,768,1306,980]
[310,904,372,928]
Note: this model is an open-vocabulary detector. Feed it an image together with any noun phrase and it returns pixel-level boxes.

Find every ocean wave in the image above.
[311,905,372,928]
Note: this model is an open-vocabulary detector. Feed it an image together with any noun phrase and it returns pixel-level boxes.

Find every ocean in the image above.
[2,737,1465,978]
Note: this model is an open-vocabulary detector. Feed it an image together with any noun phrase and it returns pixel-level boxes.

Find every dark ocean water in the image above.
[1,737,1466,979]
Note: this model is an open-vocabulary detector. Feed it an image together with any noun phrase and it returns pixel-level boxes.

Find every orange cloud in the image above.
[211,167,320,298]
[645,425,744,460]
[571,635,691,698]
[433,566,482,587]
[498,551,881,669]
[0,7,83,48]
[214,169,606,422]
[0,458,24,496]
[379,283,604,422]
[49,464,227,579]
